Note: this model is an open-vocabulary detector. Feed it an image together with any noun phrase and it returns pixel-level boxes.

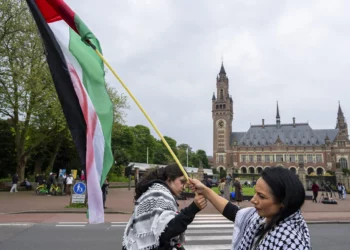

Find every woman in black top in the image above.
[190,167,311,250]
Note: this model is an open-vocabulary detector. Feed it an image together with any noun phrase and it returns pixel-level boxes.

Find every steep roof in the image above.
[231,123,338,146]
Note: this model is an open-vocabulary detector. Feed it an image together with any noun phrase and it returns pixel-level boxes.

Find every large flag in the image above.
[26,0,114,223]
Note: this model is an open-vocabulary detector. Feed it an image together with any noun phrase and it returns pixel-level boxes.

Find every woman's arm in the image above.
[189,179,239,222]
[158,195,206,247]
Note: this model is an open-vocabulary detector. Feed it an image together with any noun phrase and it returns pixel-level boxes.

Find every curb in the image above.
[4,210,131,215]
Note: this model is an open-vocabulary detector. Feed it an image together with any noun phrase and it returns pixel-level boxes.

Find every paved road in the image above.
[0,215,349,250]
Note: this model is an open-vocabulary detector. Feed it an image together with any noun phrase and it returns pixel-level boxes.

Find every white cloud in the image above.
[66,0,350,157]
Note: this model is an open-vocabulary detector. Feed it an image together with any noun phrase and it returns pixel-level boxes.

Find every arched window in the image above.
[340,158,348,169]
[307,168,314,175]
[249,167,255,174]
[316,167,324,175]
[216,105,219,109]
[290,167,297,174]
[223,104,226,109]
[241,167,247,174]
[257,167,263,174]
[220,89,224,99]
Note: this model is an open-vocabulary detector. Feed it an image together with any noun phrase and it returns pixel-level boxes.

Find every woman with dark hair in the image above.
[189,166,311,249]
[123,163,207,250]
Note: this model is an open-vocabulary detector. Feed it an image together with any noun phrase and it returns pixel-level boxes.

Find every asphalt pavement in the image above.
[0,215,349,250]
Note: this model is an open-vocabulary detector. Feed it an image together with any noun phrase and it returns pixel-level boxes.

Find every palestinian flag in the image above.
[26,0,114,224]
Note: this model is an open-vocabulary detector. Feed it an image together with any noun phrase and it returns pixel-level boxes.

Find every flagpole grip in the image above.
[93,49,189,180]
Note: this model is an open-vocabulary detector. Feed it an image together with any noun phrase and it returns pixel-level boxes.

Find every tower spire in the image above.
[276,101,281,127]
[219,62,226,75]
[338,101,344,117]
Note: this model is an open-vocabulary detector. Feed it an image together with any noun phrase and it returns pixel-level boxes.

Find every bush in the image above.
[107,172,129,182]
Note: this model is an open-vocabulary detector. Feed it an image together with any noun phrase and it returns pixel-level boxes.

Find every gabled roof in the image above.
[231,123,339,146]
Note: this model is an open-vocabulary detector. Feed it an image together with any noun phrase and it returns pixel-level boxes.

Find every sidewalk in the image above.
[1,188,350,222]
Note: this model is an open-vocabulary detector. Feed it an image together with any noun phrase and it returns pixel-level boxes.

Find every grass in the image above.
[65,203,87,208]
[211,186,255,196]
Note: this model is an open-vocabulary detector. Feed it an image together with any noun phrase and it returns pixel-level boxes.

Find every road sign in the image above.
[73,182,86,195]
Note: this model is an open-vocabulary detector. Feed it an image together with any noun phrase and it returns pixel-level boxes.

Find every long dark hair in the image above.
[254,166,305,247]
[134,163,184,200]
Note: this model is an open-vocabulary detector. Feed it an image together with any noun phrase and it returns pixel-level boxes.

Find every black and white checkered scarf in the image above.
[232,207,311,250]
[123,183,183,250]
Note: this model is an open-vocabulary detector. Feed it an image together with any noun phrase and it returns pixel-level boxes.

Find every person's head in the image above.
[312,181,316,185]
[134,163,186,200]
[221,177,225,183]
[251,166,305,225]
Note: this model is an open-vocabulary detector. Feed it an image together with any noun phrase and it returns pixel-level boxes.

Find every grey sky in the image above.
[67,0,350,155]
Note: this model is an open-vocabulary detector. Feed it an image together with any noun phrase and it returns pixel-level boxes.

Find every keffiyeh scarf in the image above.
[123,183,182,250]
[232,207,311,250]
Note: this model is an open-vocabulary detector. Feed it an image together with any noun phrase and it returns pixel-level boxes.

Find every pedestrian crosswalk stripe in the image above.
[186,235,232,241]
[186,229,233,234]
[192,220,231,224]
[185,244,231,250]
[188,224,234,228]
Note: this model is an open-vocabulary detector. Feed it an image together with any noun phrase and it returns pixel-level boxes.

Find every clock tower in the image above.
[212,63,233,171]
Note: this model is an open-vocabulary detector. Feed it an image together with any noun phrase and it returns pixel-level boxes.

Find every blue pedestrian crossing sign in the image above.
[73,182,86,194]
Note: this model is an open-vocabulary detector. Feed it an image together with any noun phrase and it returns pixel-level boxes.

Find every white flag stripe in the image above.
[186,235,232,241]
[185,244,231,250]
[192,220,232,224]
[188,224,234,229]
[186,229,233,234]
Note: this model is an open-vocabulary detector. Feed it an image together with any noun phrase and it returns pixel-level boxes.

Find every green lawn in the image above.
[211,186,255,196]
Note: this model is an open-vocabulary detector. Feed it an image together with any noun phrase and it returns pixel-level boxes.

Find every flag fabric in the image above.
[26,0,114,224]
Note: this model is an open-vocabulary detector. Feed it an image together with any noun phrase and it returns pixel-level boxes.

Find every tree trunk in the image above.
[45,137,63,174]
[34,158,43,175]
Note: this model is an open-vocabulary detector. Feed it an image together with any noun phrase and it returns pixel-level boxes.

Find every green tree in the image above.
[0,0,63,180]
[131,125,156,163]
[0,119,16,177]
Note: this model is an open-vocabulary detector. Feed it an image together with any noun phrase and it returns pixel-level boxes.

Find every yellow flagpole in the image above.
[93,49,189,180]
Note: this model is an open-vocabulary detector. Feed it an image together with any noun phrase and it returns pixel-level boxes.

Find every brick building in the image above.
[212,63,350,179]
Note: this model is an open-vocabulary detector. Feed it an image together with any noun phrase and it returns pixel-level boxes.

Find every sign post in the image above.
[71,182,87,204]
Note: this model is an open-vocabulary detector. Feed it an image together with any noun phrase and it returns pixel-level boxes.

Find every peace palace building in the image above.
[212,64,350,177]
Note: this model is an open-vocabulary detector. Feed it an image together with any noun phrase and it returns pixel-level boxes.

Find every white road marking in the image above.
[58,222,87,224]
[186,229,233,234]
[185,244,231,250]
[188,224,234,229]
[0,223,32,226]
[186,235,232,241]
[55,225,86,227]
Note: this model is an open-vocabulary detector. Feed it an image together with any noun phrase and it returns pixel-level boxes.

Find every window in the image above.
[249,155,254,162]
[338,141,346,147]
[298,154,304,163]
[241,155,247,162]
[276,154,284,162]
[265,155,270,162]
[218,155,224,163]
[340,158,348,169]
[307,154,313,163]
[316,154,322,163]
[220,89,223,99]
[289,155,296,163]
[257,155,262,162]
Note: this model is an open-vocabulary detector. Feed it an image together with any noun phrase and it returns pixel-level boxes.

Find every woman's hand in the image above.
[189,178,208,195]
[194,194,207,210]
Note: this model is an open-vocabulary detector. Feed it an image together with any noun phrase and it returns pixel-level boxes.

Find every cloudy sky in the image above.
[67,0,350,155]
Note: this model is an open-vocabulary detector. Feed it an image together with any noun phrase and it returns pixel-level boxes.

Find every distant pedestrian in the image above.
[311,182,319,203]
[101,179,109,209]
[342,183,347,199]
[337,183,343,199]
[58,174,64,194]
[10,173,19,193]
[219,178,225,195]
[234,178,243,207]
[66,174,74,196]
[24,178,32,191]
